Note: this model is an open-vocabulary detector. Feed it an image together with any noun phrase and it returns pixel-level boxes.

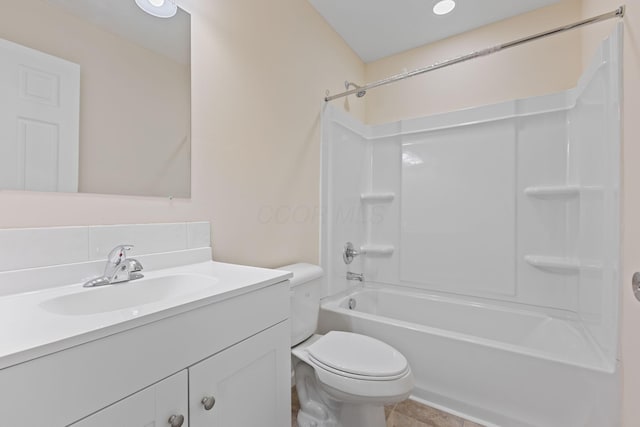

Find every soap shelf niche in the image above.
[360,244,395,257]
[360,192,395,203]
[524,186,580,199]
[524,255,580,274]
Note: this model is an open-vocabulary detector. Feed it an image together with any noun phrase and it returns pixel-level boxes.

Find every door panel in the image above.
[0,38,80,192]
[189,322,290,427]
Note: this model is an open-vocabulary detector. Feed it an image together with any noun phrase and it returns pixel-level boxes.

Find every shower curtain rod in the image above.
[324,6,625,102]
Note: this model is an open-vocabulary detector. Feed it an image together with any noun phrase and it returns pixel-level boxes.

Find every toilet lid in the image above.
[307,331,408,378]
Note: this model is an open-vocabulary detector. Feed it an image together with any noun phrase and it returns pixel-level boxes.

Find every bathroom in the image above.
[0,0,638,426]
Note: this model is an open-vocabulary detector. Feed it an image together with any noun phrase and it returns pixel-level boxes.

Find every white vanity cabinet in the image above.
[0,278,290,427]
[71,321,290,427]
[71,371,189,427]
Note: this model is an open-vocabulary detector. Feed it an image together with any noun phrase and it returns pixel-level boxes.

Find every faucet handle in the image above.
[343,242,360,264]
[106,244,134,264]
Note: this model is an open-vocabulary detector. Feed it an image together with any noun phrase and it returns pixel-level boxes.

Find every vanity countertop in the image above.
[0,260,291,370]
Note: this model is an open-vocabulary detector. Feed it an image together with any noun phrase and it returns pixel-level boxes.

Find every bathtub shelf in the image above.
[524,186,580,199]
[360,192,395,203]
[524,255,580,274]
[360,244,395,257]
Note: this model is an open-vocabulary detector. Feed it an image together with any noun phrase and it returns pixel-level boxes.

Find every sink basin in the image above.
[40,274,218,316]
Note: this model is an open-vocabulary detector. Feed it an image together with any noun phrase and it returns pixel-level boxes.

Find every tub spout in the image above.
[347,272,364,282]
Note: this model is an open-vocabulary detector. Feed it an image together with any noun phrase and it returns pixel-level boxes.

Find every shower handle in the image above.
[343,242,360,264]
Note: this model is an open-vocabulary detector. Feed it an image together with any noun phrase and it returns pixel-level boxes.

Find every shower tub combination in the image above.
[319,26,622,427]
[318,287,618,427]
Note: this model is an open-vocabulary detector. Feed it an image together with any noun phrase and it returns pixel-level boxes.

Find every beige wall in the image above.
[364,0,583,124]
[0,0,365,266]
[580,1,640,426]
[0,0,191,197]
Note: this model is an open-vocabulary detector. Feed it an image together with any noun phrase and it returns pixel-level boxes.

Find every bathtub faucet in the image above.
[347,272,364,282]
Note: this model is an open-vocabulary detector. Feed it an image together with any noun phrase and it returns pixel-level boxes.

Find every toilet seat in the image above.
[292,333,414,403]
[306,331,409,380]
[308,356,410,381]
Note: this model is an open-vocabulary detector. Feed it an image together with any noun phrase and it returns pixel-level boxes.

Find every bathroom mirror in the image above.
[0,0,191,198]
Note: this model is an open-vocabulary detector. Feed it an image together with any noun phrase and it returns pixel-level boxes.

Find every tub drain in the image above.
[348,298,356,310]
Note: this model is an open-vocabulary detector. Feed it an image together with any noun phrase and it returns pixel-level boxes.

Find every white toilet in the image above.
[282,263,413,427]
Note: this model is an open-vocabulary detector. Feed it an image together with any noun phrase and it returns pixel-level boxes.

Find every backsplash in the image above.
[0,222,211,272]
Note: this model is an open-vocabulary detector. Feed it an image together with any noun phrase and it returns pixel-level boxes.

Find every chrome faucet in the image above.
[347,272,364,282]
[83,244,144,288]
[343,242,360,264]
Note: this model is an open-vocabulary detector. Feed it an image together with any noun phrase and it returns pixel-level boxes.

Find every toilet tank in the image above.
[279,263,323,347]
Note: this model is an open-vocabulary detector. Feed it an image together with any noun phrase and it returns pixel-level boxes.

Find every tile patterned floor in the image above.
[291,387,485,427]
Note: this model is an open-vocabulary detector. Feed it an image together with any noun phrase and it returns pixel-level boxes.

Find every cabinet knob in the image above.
[201,396,216,411]
[168,414,184,427]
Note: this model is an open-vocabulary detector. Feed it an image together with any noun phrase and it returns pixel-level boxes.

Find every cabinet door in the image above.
[71,370,188,427]
[189,321,290,427]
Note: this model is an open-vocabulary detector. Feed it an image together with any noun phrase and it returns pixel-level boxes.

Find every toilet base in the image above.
[295,360,387,427]
[297,403,386,427]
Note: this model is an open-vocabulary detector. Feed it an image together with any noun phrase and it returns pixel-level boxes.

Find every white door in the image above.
[0,37,80,192]
[189,321,291,427]
[70,370,188,427]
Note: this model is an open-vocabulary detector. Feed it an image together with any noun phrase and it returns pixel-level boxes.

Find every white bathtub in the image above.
[318,287,619,427]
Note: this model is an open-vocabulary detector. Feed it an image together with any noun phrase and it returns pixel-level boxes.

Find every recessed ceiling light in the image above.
[135,0,178,18]
[433,0,456,15]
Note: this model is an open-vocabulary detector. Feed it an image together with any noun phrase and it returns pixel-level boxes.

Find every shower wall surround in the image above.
[321,26,621,369]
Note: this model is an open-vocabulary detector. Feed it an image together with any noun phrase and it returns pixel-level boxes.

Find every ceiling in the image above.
[46,0,190,64]
[307,0,563,63]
